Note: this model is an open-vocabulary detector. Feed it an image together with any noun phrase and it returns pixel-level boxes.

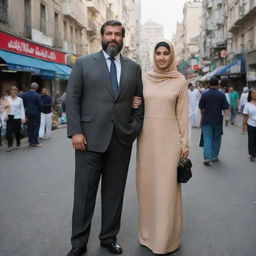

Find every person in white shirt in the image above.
[239,86,249,113]
[222,88,230,126]
[188,83,201,128]
[6,86,25,152]
[242,88,256,161]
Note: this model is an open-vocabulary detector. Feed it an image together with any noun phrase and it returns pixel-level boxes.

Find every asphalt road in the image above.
[0,124,256,256]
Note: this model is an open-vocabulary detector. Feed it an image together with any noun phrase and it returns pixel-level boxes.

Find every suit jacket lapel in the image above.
[115,54,128,101]
[94,51,114,98]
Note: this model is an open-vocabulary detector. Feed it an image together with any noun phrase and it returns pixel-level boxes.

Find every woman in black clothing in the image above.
[6,86,25,152]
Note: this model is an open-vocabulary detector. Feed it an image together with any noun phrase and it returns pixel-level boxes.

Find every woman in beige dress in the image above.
[135,40,189,254]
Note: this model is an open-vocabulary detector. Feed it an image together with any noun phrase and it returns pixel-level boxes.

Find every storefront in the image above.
[0,31,72,96]
[247,50,256,88]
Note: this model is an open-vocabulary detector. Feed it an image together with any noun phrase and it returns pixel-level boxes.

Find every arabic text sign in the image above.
[0,31,65,64]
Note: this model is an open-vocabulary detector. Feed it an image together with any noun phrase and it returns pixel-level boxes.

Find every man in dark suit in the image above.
[21,82,42,147]
[65,20,144,256]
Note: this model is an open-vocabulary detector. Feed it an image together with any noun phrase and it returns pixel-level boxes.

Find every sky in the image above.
[140,0,189,39]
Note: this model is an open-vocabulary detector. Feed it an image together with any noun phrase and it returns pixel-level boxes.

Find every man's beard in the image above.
[102,40,123,57]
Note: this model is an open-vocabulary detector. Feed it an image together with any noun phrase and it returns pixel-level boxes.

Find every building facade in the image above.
[200,0,228,72]
[227,0,256,87]
[0,0,141,96]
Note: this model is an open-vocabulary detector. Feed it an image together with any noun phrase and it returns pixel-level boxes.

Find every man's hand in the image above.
[72,134,87,151]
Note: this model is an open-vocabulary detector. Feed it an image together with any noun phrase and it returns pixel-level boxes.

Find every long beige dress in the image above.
[136,72,189,254]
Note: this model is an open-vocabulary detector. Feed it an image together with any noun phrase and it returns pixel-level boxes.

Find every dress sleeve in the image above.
[176,80,189,153]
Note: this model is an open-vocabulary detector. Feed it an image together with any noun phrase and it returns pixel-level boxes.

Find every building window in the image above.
[70,25,73,43]
[40,3,46,34]
[64,21,67,41]
[0,0,8,22]
[248,27,254,50]
[54,12,61,47]
[24,0,31,37]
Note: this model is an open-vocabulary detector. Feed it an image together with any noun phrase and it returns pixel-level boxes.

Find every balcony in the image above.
[106,7,115,20]
[216,15,224,25]
[87,0,100,14]
[216,0,223,6]
[229,6,256,32]
[62,0,87,27]
[212,39,227,50]
[86,19,98,36]
[207,0,213,9]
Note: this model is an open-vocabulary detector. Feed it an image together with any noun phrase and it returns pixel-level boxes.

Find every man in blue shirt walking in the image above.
[199,77,229,166]
[21,82,42,147]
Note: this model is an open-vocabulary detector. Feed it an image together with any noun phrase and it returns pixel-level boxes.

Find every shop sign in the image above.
[0,31,65,64]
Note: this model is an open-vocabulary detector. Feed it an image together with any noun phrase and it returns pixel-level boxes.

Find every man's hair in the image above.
[248,88,256,102]
[100,20,125,37]
[209,76,219,86]
[31,82,39,90]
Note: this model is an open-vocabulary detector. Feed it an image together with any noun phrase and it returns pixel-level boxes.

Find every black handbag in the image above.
[177,158,192,183]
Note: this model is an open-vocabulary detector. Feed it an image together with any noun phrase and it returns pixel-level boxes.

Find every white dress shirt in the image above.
[7,96,25,120]
[102,50,121,86]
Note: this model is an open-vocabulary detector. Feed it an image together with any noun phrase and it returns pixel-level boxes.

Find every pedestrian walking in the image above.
[5,86,25,152]
[65,20,143,256]
[242,88,256,161]
[199,77,229,166]
[135,40,189,255]
[53,91,64,121]
[239,86,249,113]
[222,88,230,126]
[0,95,9,146]
[21,82,42,147]
[228,86,239,125]
[39,88,52,139]
[188,83,201,128]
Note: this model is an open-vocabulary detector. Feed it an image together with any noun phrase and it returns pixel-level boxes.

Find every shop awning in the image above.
[199,66,224,81]
[0,50,71,80]
[216,54,245,76]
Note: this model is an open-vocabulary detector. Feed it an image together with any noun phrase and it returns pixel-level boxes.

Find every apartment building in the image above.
[173,0,202,78]
[200,0,228,72]
[227,0,256,86]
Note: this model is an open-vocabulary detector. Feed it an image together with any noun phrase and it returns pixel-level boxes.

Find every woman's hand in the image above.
[132,96,142,109]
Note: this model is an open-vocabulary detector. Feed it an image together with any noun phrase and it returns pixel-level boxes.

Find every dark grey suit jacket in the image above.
[66,50,144,152]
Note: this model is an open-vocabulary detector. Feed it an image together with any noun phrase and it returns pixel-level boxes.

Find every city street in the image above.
[0,123,256,256]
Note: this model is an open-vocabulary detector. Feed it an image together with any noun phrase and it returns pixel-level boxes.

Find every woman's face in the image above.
[154,46,172,71]
[251,89,256,100]
[10,88,18,97]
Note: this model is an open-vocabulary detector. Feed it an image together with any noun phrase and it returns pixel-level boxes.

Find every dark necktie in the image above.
[109,57,118,97]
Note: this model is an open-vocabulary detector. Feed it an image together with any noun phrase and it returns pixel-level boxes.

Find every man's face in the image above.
[229,87,233,93]
[189,85,194,91]
[101,25,124,57]
[42,88,47,95]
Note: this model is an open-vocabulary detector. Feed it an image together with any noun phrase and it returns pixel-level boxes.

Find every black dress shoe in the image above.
[101,241,123,254]
[66,247,87,256]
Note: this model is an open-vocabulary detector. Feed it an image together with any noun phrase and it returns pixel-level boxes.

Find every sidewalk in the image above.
[0,124,67,153]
